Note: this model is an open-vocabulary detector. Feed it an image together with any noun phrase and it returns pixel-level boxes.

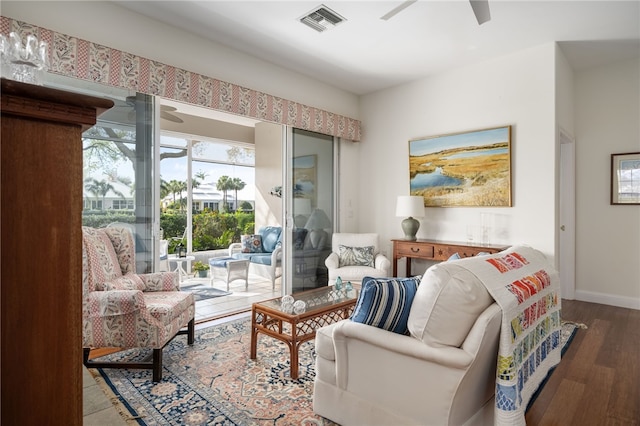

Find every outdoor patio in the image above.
[179,272,281,323]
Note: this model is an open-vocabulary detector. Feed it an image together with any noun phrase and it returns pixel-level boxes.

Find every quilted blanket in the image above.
[456,245,561,426]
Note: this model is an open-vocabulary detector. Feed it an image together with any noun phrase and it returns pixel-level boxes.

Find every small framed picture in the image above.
[611,152,640,205]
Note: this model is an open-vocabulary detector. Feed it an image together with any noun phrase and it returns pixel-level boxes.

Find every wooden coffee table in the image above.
[250,285,358,379]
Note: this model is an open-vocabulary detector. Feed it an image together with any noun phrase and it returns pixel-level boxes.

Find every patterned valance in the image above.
[1,17,361,141]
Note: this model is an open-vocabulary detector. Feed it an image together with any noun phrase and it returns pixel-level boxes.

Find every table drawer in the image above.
[439,246,495,260]
[395,241,434,259]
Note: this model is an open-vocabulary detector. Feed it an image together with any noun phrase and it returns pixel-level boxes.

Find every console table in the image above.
[391,238,509,276]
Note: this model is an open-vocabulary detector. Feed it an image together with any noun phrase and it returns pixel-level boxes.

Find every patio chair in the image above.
[82,225,195,382]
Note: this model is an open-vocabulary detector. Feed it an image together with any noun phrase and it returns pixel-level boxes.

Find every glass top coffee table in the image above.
[250,285,359,379]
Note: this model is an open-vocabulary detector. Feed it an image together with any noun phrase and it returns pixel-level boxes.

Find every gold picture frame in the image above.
[611,152,640,205]
[408,126,512,207]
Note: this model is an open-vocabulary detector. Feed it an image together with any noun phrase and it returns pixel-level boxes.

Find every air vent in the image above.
[300,5,346,32]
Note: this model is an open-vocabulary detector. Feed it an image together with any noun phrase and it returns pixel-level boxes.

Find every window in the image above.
[113,199,134,210]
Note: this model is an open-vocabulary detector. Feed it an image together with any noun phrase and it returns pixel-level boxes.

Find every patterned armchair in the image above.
[82,226,195,382]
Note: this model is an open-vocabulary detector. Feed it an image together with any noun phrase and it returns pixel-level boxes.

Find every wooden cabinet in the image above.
[392,238,509,276]
[1,78,113,425]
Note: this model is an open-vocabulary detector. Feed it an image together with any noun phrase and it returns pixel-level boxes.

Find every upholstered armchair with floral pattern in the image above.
[82,226,195,382]
[325,233,391,285]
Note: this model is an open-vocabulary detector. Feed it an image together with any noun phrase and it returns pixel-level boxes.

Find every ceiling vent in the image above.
[300,5,346,32]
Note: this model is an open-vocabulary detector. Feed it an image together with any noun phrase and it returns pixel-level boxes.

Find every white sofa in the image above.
[313,258,502,426]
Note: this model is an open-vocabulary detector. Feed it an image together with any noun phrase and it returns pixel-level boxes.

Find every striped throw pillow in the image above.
[350,275,422,334]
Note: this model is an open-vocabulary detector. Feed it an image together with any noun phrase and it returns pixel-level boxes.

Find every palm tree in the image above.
[230,177,246,211]
[84,178,125,210]
[166,180,186,206]
[216,175,233,211]
[193,171,207,190]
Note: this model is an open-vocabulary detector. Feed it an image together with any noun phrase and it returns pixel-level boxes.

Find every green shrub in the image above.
[160,212,187,239]
[81,212,135,228]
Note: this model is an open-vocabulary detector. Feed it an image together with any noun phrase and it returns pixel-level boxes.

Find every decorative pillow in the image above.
[98,273,145,291]
[338,245,375,267]
[241,234,263,253]
[407,262,493,347]
[260,226,282,252]
[351,275,422,335]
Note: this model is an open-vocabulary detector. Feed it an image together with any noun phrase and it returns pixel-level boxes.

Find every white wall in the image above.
[574,58,640,309]
[254,122,283,230]
[356,44,558,267]
[1,1,359,120]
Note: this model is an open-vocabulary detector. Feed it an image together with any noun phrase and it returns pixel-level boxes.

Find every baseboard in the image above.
[574,290,640,310]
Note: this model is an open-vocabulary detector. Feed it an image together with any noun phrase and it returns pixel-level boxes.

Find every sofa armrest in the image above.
[325,252,339,269]
[229,242,242,256]
[138,271,179,291]
[87,290,145,318]
[271,245,282,264]
[374,253,391,274]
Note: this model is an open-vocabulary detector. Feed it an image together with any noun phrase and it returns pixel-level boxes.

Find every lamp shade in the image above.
[304,208,331,230]
[395,196,424,218]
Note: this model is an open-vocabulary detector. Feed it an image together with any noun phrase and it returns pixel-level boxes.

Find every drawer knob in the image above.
[410,247,420,253]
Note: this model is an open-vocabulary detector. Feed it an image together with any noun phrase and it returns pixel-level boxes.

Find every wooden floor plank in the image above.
[607,347,640,425]
[536,379,585,425]
[572,365,615,425]
[565,318,609,383]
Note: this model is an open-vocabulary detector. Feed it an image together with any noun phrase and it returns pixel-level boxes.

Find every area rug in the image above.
[90,319,582,426]
[181,284,232,301]
[91,316,336,425]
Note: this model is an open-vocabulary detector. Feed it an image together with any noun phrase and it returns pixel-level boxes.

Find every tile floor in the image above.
[83,272,282,424]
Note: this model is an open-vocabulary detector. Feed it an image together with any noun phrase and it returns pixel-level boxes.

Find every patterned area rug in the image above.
[91,318,582,425]
[181,284,232,301]
[91,316,336,425]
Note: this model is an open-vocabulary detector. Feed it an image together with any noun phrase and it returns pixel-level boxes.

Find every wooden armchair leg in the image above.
[188,318,195,345]
[152,348,163,382]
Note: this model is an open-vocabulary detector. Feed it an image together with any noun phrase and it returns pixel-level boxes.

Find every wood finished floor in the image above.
[526,299,640,426]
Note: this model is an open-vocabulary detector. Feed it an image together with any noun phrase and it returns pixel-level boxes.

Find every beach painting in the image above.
[409,126,512,207]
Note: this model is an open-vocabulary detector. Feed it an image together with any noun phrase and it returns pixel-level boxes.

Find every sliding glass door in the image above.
[284,128,336,294]
[81,92,158,273]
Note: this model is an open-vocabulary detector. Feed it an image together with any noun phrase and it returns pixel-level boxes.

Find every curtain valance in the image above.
[1,17,361,141]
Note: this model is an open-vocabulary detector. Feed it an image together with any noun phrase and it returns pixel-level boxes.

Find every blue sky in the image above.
[410,126,510,156]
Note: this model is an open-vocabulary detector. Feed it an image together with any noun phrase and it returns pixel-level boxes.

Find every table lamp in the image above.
[395,195,424,240]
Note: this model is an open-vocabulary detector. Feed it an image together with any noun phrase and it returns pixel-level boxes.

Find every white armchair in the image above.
[324,233,391,285]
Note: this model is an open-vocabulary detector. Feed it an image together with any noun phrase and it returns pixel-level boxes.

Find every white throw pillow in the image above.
[407,262,493,347]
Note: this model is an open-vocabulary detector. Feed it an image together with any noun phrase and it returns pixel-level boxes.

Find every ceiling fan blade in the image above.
[161,111,184,123]
[380,0,417,21]
[469,0,491,25]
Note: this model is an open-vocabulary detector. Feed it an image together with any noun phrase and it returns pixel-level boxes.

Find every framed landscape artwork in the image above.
[611,152,640,205]
[409,126,512,207]
[293,154,317,206]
